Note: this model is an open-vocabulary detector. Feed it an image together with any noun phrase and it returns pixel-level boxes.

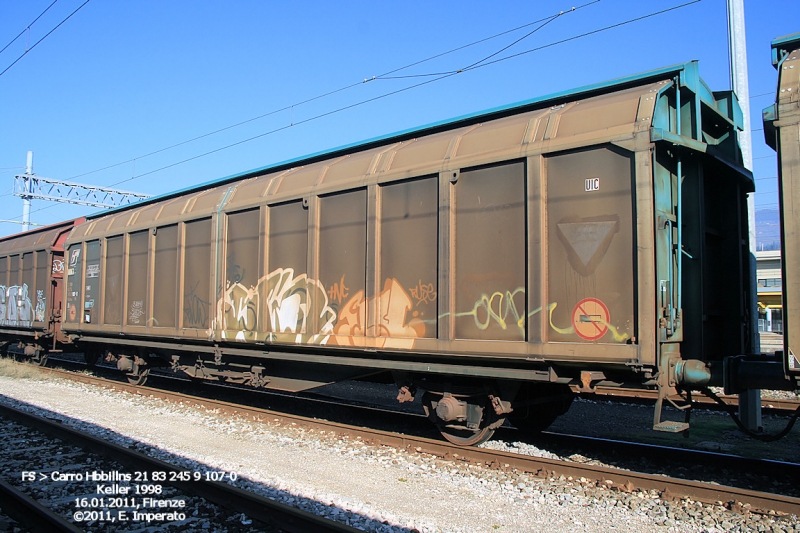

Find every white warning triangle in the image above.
[558,221,618,266]
[556,216,620,276]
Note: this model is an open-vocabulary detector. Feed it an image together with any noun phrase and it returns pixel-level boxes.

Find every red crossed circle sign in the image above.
[572,298,610,341]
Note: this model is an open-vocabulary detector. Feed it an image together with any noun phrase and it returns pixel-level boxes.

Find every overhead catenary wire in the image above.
[0,0,91,79]
[64,2,599,183]
[109,0,702,188]
[452,0,702,73]
[376,9,575,80]
[11,0,705,222]
[0,0,59,56]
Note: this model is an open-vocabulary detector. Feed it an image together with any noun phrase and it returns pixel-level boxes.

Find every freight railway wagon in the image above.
[0,219,84,362]
[763,33,800,387]
[27,55,793,445]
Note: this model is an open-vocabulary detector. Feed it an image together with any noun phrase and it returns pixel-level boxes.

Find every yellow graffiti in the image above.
[216,270,629,346]
[547,301,629,341]
[453,288,526,334]
[547,302,573,335]
[599,320,629,342]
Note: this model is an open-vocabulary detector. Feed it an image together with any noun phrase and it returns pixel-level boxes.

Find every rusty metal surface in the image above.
[58,65,752,392]
[769,40,800,380]
[0,219,81,335]
[63,81,667,366]
[454,162,526,341]
[35,367,800,517]
[546,147,634,344]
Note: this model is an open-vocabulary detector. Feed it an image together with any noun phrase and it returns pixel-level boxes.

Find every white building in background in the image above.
[756,249,783,333]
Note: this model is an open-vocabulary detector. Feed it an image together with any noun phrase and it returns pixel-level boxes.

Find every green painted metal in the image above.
[771,32,800,68]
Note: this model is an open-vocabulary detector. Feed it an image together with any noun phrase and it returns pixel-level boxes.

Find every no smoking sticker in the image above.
[572,298,610,341]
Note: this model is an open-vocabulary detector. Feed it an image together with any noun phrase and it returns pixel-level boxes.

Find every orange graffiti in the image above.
[327,274,349,305]
[409,280,437,306]
[331,278,426,347]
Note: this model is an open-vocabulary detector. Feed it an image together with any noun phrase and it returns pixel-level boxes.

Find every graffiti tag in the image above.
[0,284,33,326]
[327,274,349,306]
[35,289,46,322]
[409,280,437,306]
[86,263,100,278]
[129,300,144,325]
[226,253,246,285]
[454,287,527,337]
[333,278,426,345]
[184,282,210,329]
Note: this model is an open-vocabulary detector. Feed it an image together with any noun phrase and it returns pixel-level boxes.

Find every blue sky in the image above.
[0,0,796,241]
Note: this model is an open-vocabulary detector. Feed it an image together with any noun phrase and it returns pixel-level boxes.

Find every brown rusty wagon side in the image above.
[0,219,84,363]
[60,61,766,444]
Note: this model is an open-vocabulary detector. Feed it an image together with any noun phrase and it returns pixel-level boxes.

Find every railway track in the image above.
[22,364,800,519]
[579,385,800,414]
[0,398,363,533]
[47,352,800,417]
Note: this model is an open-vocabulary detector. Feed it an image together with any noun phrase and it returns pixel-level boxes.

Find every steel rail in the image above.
[46,354,800,415]
[31,366,800,517]
[0,478,83,533]
[576,385,800,413]
[0,401,362,533]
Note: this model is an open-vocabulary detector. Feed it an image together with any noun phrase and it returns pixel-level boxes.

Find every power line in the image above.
[375,0,699,81]
[65,2,598,182]
[16,0,703,221]
[0,0,91,79]
[0,0,59,56]
[107,0,703,188]
[108,72,459,187]
[456,0,702,73]
[377,8,576,79]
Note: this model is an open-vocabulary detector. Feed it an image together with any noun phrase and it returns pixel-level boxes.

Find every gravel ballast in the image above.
[0,370,797,533]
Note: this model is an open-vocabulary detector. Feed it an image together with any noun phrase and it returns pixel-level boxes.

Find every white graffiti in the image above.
[217,269,426,350]
[86,263,100,278]
[35,289,46,322]
[0,284,33,326]
[129,300,144,324]
[217,268,337,344]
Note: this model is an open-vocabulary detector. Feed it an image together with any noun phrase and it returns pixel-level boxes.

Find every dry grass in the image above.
[0,357,45,379]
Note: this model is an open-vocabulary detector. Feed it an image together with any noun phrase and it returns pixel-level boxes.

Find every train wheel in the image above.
[126,368,150,386]
[438,423,501,447]
[423,392,504,446]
